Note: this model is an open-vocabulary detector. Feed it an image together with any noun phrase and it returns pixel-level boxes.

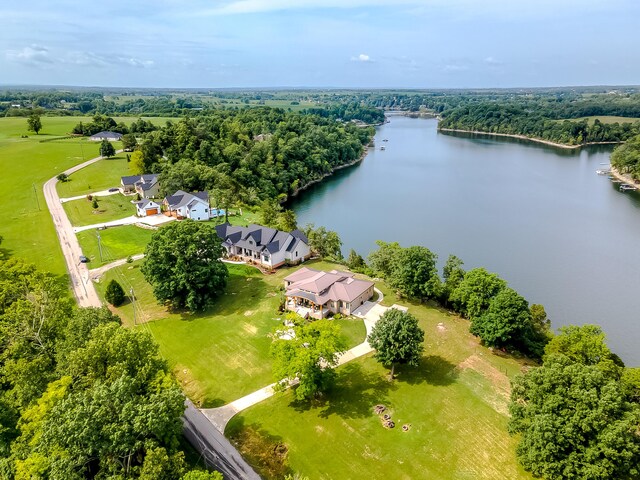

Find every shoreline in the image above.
[438,127,623,150]
[289,145,371,198]
[610,167,639,189]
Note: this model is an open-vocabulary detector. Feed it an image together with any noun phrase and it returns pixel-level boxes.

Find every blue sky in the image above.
[1,0,639,88]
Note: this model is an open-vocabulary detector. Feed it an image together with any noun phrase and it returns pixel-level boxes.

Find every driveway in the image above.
[73,213,176,233]
[60,188,120,203]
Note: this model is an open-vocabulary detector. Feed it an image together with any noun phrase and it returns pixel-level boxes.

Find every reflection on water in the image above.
[290,117,640,365]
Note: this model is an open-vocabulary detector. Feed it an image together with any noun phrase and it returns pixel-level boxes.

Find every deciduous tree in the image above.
[271,319,346,400]
[303,224,343,261]
[470,288,531,348]
[99,139,116,158]
[449,268,506,319]
[26,114,42,135]
[367,309,424,380]
[141,221,228,311]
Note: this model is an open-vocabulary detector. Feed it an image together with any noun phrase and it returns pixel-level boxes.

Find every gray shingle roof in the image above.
[164,190,208,209]
[216,223,307,257]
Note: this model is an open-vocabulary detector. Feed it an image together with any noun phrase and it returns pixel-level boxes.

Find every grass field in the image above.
[76,225,155,264]
[95,260,367,406]
[0,115,177,274]
[224,274,534,479]
[64,193,135,227]
[57,155,129,197]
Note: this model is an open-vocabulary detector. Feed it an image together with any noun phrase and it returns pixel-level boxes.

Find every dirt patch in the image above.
[458,354,511,398]
[228,426,290,479]
[244,310,254,316]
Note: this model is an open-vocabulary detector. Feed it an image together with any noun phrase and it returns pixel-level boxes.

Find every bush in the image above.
[57,173,68,182]
[105,280,126,306]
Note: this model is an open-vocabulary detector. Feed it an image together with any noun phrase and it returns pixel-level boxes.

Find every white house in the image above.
[90,131,123,141]
[163,190,210,221]
[135,199,161,217]
[215,223,311,269]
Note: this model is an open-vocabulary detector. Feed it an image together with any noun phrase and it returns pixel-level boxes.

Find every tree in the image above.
[56,173,68,182]
[182,470,224,480]
[367,241,402,279]
[469,288,531,349]
[278,209,298,232]
[441,255,465,305]
[121,133,137,151]
[449,268,506,319]
[260,199,282,228]
[130,150,145,175]
[303,224,343,260]
[367,309,424,380]
[509,355,640,479]
[26,114,42,135]
[387,246,440,300]
[104,279,126,307]
[141,221,228,311]
[544,324,624,376]
[346,249,366,272]
[99,139,116,158]
[92,196,99,209]
[271,319,346,400]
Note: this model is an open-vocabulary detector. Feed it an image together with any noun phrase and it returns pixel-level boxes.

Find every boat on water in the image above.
[596,169,611,175]
[620,184,636,192]
[382,139,389,142]
[380,146,386,151]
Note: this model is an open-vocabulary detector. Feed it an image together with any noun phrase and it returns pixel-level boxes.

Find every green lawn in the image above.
[64,193,136,227]
[223,265,534,480]
[57,155,129,198]
[559,115,640,125]
[76,225,155,264]
[0,115,178,274]
[94,260,367,406]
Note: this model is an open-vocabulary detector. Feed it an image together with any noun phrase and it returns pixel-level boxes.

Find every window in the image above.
[295,251,298,257]
[204,208,208,212]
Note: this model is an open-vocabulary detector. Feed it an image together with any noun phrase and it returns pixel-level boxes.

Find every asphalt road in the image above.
[43,151,119,307]
[183,400,261,480]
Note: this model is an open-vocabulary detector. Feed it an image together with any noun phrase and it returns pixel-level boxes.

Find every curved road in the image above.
[44,152,259,479]
[43,151,121,307]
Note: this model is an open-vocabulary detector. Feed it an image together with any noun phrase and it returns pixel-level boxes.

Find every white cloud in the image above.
[443,64,469,73]
[65,51,110,67]
[351,53,371,62]
[5,45,52,66]
[116,56,155,68]
[484,56,503,66]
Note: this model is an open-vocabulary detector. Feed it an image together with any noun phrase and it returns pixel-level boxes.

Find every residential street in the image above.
[42,151,120,307]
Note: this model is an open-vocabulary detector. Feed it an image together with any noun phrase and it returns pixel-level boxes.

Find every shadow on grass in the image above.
[289,363,398,420]
[225,416,293,479]
[401,355,458,386]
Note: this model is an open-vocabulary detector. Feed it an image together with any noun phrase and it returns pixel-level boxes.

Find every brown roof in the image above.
[284,267,373,305]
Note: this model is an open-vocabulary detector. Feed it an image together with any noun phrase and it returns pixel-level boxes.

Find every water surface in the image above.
[291,116,640,365]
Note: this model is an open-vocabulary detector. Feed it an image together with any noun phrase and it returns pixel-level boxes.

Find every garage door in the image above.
[146,208,159,216]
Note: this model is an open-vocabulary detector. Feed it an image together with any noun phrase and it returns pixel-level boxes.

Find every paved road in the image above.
[43,152,122,307]
[183,400,260,480]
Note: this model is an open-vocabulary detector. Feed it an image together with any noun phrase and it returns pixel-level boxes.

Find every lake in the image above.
[290,116,640,366]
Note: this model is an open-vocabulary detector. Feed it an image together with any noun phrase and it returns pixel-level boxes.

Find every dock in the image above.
[619,184,637,192]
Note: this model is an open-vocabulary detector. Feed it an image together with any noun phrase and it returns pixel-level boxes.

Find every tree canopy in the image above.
[367,309,424,380]
[26,113,42,134]
[271,318,346,400]
[141,221,228,311]
[99,139,116,158]
[304,224,343,261]
[449,268,507,319]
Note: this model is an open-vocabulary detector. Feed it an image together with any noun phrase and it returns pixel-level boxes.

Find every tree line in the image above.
[0,254,221,479]
[611,133,640,180]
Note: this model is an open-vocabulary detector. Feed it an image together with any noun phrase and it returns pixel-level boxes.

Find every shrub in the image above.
[105,280,126,306]
[57,173,68,182]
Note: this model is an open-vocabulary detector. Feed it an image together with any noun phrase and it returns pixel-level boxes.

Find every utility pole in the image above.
[33,183,41,211]
[79,140,85,161]
[130,288,136,326]
[97,230,103,263]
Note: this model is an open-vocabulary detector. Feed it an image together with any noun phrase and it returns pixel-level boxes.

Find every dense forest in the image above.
[611,134,640,180]
[0,255,220,479]
[132,107,373,205]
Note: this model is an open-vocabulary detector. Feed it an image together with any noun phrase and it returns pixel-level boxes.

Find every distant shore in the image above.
[438,127,624,150]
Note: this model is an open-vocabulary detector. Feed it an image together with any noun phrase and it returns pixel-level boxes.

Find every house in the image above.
[135,199,160,217]
[215,223,311,269]
[284,267,375,319]
[90,131,123,141]
[163,190,210,221]
[120,174,160,198]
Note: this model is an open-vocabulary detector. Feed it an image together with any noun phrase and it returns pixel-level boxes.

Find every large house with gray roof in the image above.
[284,267,375,319]
[120,174,160,198]
[163,190,210,221]
[215,223,311,269]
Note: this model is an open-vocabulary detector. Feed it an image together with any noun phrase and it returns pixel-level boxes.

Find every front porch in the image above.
[285,296,329,320]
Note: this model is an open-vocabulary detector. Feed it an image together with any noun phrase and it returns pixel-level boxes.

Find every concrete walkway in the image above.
[201,300,401,433]
[60,188,120,203]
